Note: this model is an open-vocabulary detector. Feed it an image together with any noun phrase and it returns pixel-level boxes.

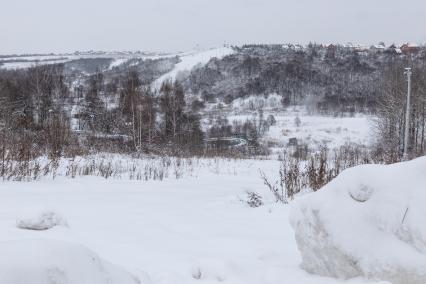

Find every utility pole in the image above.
[403,67,412,160]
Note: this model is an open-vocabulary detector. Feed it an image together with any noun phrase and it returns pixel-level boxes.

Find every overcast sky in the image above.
[1,0,425,54]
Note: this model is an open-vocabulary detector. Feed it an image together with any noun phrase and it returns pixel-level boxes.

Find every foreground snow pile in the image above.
[17,210,67,230]
[0,239,139,284]
[290,156,426,284]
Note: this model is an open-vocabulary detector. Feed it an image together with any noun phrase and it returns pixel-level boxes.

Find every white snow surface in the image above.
[0,239,139,284]
[223,104,373,151]
[265,111,372,149]
[152,47,234,90]
[0,157,385,284]
[290,156,426,284]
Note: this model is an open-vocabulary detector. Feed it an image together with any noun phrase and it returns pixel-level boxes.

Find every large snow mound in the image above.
[0,239,140,284]
[290,156,426,284]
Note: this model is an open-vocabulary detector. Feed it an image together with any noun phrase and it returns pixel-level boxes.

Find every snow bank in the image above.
[290,156,426,284]
[0,239,140,284]
[17,210,68,230]
[190,258,239,282]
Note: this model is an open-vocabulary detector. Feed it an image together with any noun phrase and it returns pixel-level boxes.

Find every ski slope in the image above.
[152,47,234,90]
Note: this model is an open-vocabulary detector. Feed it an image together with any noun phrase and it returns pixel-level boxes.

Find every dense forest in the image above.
[186,44,426,113]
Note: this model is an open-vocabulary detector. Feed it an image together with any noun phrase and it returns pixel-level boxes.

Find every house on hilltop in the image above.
[401,43,420,55]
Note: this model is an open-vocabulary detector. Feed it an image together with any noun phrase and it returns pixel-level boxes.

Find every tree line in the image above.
[187,44,426,116]
[0,65,203,162]
[1,48,426,163]
[375,59,426,161]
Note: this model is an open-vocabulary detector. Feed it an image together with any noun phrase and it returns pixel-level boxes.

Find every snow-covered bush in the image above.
[290,156,426,284]
[0,239,140,284]
[245,191,263,208]
[17,210,68,230]
[266,114,276,126]
[294,116,301,127]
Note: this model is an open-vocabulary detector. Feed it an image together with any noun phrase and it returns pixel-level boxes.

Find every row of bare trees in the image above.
[375,59,426,161]
[76,69,204,153]
[262,143,387,203]
[0,65,72,162]
[0,64,205,165]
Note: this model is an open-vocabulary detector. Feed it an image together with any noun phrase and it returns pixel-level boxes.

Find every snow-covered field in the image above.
[0,52,172,70]
[264,110,373,149]
[0,47,234,75]
[0,158,385,284]
[212,101,373,152]
[226,110,372,149]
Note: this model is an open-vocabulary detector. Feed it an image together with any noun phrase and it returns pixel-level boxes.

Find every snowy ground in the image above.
[0,158,385,284]
[226,111,372,149]
[264,110,373,149]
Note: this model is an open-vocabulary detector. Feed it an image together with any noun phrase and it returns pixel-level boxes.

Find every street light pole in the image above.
[403,67,412,160]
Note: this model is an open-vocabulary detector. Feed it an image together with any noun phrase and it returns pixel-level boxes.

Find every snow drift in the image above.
[0,239,140,284]
[17,210,68,230]
[290,156,426,284]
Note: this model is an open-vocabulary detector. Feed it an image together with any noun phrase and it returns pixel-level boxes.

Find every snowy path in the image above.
[0,159,382,284]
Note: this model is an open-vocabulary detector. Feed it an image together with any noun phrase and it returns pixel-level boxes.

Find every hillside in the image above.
[1,43,425,160]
